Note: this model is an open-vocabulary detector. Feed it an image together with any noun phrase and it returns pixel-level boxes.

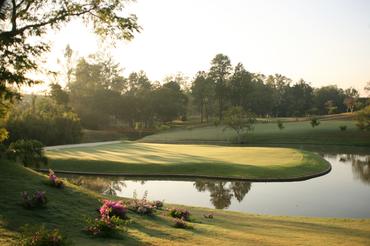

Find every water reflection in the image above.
[65,175,251,209]
[194,181,251,209]
[59,153,370,217]
[338,154,370,185]
[67,176,126,196]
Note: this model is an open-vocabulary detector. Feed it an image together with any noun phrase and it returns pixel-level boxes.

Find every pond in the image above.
[62,152,370,218]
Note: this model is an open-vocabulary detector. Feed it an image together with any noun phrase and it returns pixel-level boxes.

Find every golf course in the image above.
[1,1,370,244]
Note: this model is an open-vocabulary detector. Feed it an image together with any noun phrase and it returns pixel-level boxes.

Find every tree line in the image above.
[4,50,369,146]
[59,51,367,128]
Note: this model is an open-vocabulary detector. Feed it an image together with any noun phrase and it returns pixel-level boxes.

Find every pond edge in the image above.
[36,164,332,183]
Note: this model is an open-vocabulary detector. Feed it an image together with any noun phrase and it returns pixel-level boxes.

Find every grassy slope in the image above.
[141,120,370,146]
[1,160,370,246]
[46,142,329,180]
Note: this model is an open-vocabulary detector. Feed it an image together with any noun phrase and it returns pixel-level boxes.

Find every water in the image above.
[63,153,370,218]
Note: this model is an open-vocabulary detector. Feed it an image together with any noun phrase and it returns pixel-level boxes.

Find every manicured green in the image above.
[46,142,329,180]
[141,120,370,146]
[1,160,370,246]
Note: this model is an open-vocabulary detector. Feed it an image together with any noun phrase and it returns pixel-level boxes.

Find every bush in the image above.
[85,216,128,238]
[7,139,47,168]
[277,120,284,130]
[173,218,192,229]
[356,105,370,131]
[19,225,71,246]
[129,198,156,216]
[48,169,64,188]
[99,200,128,220]
[152,200,164,210]
[5,98,82,146]
[339,125,347,131]
[86,199,129,238]
[169,208,191,221]
[310,117,320,128]
[21,191,47,209]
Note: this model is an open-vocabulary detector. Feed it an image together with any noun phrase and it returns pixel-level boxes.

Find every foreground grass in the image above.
[46,142,329,180]
[1,160,370,246]
[141,120,370,146]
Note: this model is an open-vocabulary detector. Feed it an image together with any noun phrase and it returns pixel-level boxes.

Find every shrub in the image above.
[277,120,284,130]
[129,191,156,215]
[169,208,191,221]
[173,218,192,229]
[85,216,128,238]
[48,169,64,188]
[356,105,370,131]
[7,139,47,168]
[153,200,164,209]
[203,213,214,219]
[129,198,156,216]
[339,125,347,131]
[310,117,320,128]
[99,200,128,220]
[19,225,71,246]
[21,191,47,209]
[86,200,129,238]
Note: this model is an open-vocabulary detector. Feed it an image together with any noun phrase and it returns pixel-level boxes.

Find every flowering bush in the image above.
[129,199,156,215]
[48,169,64,188]
[173,219,193,229]
[86,216,128,238]
[19,224,70,246]
[99,200,127,219]
[169,208,191,221]
[21,191,47,209]
[129,192,156,215]
[86,199,129,238]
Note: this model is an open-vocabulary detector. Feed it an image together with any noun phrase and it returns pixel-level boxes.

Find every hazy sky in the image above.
[27,0,370,95]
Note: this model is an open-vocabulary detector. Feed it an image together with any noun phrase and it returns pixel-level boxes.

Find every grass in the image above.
[141,120,370,146]
[46,141,329,180]
[1,160,370,245]
[81,129,128,143]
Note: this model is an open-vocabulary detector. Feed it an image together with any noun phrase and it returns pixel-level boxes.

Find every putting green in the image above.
[46,141,330,180]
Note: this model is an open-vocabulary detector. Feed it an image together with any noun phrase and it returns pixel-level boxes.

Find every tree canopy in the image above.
[0,0,140,99]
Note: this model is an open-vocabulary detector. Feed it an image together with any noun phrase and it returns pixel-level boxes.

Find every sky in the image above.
[25,0,370,95]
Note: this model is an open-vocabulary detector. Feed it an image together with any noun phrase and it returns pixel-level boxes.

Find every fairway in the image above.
[47,141,330,180]
[141,120,370,146]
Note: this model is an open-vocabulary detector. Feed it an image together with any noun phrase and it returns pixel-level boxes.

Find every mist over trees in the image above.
[52,52,368,130]
[5,50,368,146]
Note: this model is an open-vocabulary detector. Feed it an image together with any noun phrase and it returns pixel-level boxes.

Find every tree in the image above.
[344,88,359,112]
[356,105,370,131]
[314,86,346,115]
[152,81,188,122]
[223,106,256,143]
[209,54,232,120]
[0,0,140,143]
[0,0,140,100]
[365,81,370,95]
[50,83,69,106]
[229,63,252,109]
[191,71,214,123]
[266,74,292,116]
[7,139,47,168]
[69,56,127,129]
